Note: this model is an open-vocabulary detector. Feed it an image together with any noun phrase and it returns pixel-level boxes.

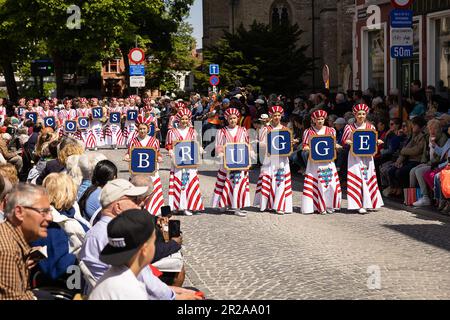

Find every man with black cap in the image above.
[89,209,157,300]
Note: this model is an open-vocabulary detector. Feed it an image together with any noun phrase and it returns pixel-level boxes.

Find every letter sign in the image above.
[110,112,121,124]
[25,112,38,124]
[174,141,200,168]
[309,135,336,163]
[130,147,157,174]
[78,117,89,130]
[267,129,293,156]
[224,143,251,171]
[65,120,77,133]
[352,130,378,157]
[92,107,103,119]
[44,116,56,128]
[127,110,138,121]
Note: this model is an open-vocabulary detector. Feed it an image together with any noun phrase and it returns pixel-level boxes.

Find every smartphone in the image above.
[169,220,181,238]
[161,205,172,217]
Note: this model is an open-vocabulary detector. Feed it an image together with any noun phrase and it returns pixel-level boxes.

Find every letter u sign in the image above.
[309,135,336,163]
[224,143,250,171]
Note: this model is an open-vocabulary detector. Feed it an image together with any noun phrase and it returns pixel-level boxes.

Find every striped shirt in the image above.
[0,220,35,300]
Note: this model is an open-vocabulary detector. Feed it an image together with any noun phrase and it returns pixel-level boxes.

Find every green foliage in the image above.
[198,21,314,96]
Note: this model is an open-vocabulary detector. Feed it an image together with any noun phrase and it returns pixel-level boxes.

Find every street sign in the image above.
[128,48,145,64]
[130,65,145,76]
[31,60,54,77]
[209,75,220,86]
[390,28,413,59]
[130,76,146,88]
[391,0,414,9]
[209,64,220,75]
[390,9,413,28]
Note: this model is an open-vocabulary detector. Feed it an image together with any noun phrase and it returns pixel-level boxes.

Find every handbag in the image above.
[441,167,450,199]
[403,187,422,206]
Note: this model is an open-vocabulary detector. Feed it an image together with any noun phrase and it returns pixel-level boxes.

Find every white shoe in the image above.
[358,208,367,214]
[234,210,246,217]
[94,147,98,151]
[276,211,285,215]
[184,210,193,216]
[319,211,327,215]
[326,208,335,214]
[413,197,431,207]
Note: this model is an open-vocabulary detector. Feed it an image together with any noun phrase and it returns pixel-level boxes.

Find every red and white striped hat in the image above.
[27,100,34,106]
[18,98,26,104]
[353,103,369,115]
[269,105,284,115]
[176,108,192,121]
[224,108,241,119]
[175,101,185,109]
[143,98,152,105]
[135,114,152,127]
[79,98,88,104]
[311,109,328,120]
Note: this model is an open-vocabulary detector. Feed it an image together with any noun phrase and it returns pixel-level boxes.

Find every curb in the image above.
[383,197,450,223]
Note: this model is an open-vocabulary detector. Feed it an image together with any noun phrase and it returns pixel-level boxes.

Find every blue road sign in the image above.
[391,45,413,59]
[309,136,336,163]
[352,130,378,157]
[130,148,157,174]
[44,116,56,128]
[267,130,292,156]
[209,64,220,75]
[390,9,413,28]
[174,141,200,168]
[130,65,145,76]
[209,75,220,86]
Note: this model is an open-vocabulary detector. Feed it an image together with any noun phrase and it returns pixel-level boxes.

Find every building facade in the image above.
[203,0,355,92]
[354,0,450,97]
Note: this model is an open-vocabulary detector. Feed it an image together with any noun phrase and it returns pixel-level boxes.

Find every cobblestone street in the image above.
[103,148,450,300]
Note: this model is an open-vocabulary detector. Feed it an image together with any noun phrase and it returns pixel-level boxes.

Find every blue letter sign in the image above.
[174,141,200,168]
[92,107,103,119]
[44,116,56,128]
[110,112,121,124]
[65,120,77,133]
[352,130,378,157]
[18,107,25,117]
[309,135,336,163]
[25,112,38,124]
[127,109,138,121]
[78,117,89,130]
[130,148,157,174]
[267,130,292,156]
[148,123,155,137]
[224,143,250,171]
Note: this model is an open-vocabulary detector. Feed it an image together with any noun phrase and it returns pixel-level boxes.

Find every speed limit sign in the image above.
[128,48,145,64]
[391,0,414,9]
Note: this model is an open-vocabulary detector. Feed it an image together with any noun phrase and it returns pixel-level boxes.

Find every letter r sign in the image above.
[130,148,157,174]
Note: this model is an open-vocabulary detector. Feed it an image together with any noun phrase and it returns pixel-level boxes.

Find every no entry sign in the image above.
[391,0,414,9]
[128,48,145,65]
[209,75,220,86]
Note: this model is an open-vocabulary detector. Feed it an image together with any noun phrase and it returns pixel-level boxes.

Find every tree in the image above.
[197,21,314,97]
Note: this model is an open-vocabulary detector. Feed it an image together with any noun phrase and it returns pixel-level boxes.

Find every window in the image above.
[270,1,290,27]
[367,29,385,93]
[105,59,120,73]
[435,17,450,91]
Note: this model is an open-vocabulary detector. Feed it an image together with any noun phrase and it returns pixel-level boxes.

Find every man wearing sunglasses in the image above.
[0,184,52,300]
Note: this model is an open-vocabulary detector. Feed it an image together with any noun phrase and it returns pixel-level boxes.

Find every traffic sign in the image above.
[128,48,145,64]
[130,65,145,76]
[209,75,220,86]
[130,76,146,87]
[209,64,220,75]
[391,27,413,58]
[390,9,413,28]
[31,60,54,77]
[391,0,414,9]
[391,46,413,58]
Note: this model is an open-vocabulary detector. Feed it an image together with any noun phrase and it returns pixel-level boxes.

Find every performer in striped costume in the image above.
[301,110,342,214]
[166,108,204,215]
[0,100,7,126]
[104,99,125,148]
[123,97,139,145]
[341,104,384,214]
[77,98,96,148]
[211,108,250,217]
[168,101,185,130]
[125,115,165,216]
[89,98,104,149]
[57,100,77,138]
[38,100,55,119]
[254,106,293,214]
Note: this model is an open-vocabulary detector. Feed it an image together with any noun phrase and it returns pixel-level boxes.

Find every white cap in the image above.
[234,94,242,99]
[100,179,148,208]
[255,99,265,104]
[259,114,269,121]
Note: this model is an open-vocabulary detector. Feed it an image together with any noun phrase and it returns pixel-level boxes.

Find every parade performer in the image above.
[165,107,204,215]
[301,110,342,215]
[0,99,7,126]
[77,98,96,149]
[57,99,77,138]
[211,108,250,217]
[124,115,165,216]
[38,100,55,120]
[123,97,139,145]
[104,99,125,148]
[341,104,384,214]
[254,106,294,214]
[89,98,104,149]
[168,101,185,130]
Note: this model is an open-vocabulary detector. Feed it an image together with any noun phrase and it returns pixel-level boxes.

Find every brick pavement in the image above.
[101,148,450,300]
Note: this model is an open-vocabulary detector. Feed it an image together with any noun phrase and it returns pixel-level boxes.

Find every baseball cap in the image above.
[222,98,230,104]
[100,179,148,208]
[100,209,155,266]
[259,114,269,121]
[334,118,346,125]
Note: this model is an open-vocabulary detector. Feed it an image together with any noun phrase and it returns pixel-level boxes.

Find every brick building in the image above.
[203,0,355,92]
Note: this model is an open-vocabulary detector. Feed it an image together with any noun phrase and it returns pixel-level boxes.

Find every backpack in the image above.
[441,166,450,199]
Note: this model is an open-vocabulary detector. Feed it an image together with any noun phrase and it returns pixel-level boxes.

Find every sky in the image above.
[186,0,203,49]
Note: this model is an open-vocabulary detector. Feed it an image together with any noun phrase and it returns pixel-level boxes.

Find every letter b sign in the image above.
[130,148,157,174]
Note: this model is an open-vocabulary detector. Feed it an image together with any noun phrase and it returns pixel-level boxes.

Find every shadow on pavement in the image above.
[384,224,450,252]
